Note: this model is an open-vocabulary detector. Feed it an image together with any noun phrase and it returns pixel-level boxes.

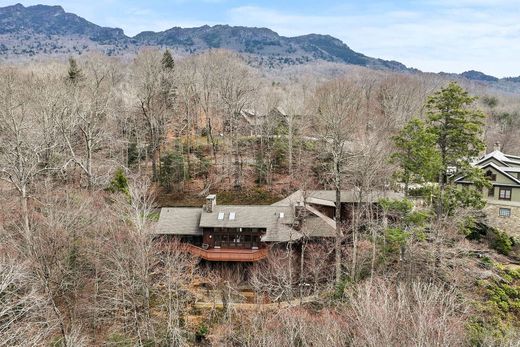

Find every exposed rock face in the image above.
[1,3,519,87]
[0,3,410,71]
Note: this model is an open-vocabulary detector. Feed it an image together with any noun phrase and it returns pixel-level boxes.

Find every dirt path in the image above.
[192,294,318,310]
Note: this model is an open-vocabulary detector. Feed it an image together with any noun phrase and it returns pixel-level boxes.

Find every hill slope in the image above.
[0,3,518,87]
[0,3,409,71]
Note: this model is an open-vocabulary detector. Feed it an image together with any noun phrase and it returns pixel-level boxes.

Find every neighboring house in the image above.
[455,145,520,237]
[156,189,403,262]
[238,107,289,136]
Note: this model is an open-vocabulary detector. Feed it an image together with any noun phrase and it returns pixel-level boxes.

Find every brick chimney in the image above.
[205,194,216,213]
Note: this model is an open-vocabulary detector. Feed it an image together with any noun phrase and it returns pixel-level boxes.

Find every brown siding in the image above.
[202,228,214,247]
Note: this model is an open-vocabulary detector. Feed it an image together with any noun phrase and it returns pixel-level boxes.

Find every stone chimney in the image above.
[494,142,501,152]
[205,194,216,213]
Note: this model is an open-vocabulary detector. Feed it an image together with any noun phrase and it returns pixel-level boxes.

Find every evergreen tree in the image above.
[67,56,83,83]
[391,118,440,196]
[161,49,175,70]
[160,151,186,192]
[108,168,129,196]
[425,82,488,217]
[393,82,489,269]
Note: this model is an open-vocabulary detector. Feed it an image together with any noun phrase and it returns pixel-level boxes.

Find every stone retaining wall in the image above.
[484,203,520,238]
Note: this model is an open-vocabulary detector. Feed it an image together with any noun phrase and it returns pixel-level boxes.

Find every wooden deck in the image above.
[185,244,268,262]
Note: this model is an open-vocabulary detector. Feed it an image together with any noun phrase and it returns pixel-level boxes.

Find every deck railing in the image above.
[185,244,268,262]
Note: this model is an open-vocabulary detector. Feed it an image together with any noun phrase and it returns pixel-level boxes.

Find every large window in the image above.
[499,187,512,201]
[499,208,511,217]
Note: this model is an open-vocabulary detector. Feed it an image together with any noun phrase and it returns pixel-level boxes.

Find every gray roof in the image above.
[301,215,336,238]
[200,205,294,228]
[199,205,301,242]
[156,208,202,235]
[476,150,520,167]
[502,167,520,173]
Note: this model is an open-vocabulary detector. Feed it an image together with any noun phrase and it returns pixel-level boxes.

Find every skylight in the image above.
[217,212,225,220]
[279,212,285,218]
[229,212,236,220]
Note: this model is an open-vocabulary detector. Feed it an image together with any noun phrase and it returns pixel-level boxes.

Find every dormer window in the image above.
[485,170,497,181]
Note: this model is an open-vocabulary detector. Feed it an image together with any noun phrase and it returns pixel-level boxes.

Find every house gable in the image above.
[478,157,510,168]
[483,166,519,186]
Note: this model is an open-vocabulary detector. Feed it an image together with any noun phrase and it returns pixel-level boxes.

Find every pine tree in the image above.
[67,57,83,83]
[391,118,440,196]
[161,49,175,70]
[425,82,488,217]
[393,82,489,269]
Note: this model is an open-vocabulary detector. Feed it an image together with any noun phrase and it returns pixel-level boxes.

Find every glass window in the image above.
[485,170,497,181]
[499,188,512,201]
[229,212,236,220]
[217,212,225,220]
[499,208,511,217]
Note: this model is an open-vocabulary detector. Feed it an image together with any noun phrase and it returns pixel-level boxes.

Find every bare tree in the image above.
[346,279,465,346]
[133,49,175,181]
[61,55,120,189]
[0,256,56,346]
[312,78,362,284]
[0,69,54,238]
[193,51,220,162]
[98,176,157,345]
[214,51,257,190]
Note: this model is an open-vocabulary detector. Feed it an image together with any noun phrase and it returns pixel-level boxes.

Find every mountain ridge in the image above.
[0,3,517,83]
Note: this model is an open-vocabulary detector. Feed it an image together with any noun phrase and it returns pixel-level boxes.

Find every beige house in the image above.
[455,147,520,236]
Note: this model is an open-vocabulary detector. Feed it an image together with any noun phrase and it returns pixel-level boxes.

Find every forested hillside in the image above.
[1,49,520,346]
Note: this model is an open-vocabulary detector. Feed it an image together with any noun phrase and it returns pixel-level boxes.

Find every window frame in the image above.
[499,208,511,218]
[498,187,512,201]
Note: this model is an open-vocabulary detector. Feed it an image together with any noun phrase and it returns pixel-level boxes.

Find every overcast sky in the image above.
[2,0,519,77]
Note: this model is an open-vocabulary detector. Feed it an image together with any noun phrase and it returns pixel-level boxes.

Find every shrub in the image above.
[108,168,129,196]
[491,230,513,256]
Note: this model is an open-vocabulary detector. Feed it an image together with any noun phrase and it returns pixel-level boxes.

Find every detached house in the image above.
[156,189,402,262]
[455,145,520,235]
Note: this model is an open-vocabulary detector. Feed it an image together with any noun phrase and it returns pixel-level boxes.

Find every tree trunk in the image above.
[435,171,445,269]
[288,120,293,182]
[86,137,93,190]
[20,185,30,240]
[299,240,306,304]
[351,189,363,281]
[334,158,342,285]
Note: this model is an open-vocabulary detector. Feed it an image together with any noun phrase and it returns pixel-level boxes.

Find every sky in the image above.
[2,0,519,77]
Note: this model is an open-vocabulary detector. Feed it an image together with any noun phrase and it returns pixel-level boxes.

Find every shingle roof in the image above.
[156,208,202,235]
[476,150,520,167]
[200,205,294,228]
[301,215,336,238]
[199,205,301,242]
[502,167,520,173]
